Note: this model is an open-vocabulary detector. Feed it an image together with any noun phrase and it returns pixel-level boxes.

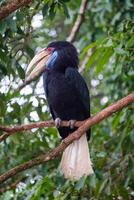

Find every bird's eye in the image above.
[47,47,55,52]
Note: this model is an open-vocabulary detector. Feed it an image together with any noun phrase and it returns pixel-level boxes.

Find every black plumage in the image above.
[26,40,93,179]
[43,41,90,140]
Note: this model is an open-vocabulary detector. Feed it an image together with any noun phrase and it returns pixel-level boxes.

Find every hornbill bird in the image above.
[26,41,93,180]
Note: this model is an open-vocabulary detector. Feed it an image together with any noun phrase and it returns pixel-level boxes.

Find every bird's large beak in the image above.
[25,48,52,81]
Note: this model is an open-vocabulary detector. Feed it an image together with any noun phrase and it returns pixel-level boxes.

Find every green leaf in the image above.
[80,42,96,59]
[114,46,127,55]
[0,97,6,116]
[0,21,7,34]
[16,65,25,79]
[130,130,134,144]
[97,179,108,197]
[0,191,14,200]
[42,4,49,17]
[0,50,8,62]
[17,27,25,35]
[126,35,134,47]
[25,45,34,58]
[75,176,86,190]
[80,39,106,59]
[0,64,7,75]
[16,11,24,21]
[88,174,96,188]
[95,47,113,74]
[49,3,56,20]
[112,111,122,128]
[116,186,130,199]
[62,2,70,18]
[96,151,107,158]
[86,48,102,69]
[7,18,17,32]
[12,102,20,113]
[105,38,113,47]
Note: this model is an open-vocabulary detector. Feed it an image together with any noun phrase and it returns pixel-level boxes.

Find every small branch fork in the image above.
[0,92,133,184]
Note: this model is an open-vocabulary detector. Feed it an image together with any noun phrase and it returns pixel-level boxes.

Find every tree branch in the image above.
[79,48,92,73]
[0,120,83,143]
[0,0,32,21]
[0,92,133,184]
[67,0,88,43]
[0,178,22,194]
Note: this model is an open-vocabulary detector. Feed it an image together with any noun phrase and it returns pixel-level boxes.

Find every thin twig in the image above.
[0,92,133,184]
[79,48,92,73]
[0,178,22,194]
[67,0,88,43]
[0,0,32,21]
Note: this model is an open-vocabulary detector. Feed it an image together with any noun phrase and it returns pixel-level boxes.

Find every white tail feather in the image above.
[60,133,94,180]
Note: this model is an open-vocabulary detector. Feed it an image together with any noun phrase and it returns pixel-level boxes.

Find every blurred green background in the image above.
[0,0,134,199]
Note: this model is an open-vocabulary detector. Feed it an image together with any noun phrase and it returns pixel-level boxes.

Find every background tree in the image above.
[0,0,134,199]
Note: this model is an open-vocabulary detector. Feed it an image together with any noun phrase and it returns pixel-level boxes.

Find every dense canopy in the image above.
[0,0,134,199]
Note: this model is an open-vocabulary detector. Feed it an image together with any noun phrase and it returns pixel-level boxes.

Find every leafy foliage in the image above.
[0,0,134,199]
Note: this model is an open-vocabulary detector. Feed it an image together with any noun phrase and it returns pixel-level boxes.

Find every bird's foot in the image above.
[55,118,62,128]
[69,120,76,129]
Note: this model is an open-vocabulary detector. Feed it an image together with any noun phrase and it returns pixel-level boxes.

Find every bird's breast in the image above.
[44,72,77,110]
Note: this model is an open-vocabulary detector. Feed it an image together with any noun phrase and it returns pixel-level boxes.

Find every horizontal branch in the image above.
[0,0,32,21]
[67,0,88,43]
[0,120,84,143]
[0,92,133,184]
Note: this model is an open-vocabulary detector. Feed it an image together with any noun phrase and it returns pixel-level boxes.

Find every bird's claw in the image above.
[69,120,76,129]
[55,118,62,128]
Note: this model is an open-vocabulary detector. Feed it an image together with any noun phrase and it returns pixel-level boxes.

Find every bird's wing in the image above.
[65,67,90,117]
[43,73,56,119]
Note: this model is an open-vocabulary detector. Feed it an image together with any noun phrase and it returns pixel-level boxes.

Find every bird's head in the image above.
[26,41,78,81]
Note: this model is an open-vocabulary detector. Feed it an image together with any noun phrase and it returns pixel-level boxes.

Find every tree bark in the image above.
[0,120,84,142]
[0,0,32,21]
[67,0,88,43]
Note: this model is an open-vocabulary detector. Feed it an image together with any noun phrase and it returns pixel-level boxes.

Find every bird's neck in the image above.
[45,65,66,74]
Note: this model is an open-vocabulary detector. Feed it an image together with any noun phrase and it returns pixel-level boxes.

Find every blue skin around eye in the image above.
[46,51,58,69]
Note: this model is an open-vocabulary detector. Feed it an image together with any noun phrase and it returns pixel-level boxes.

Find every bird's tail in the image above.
[60,133,94,180]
